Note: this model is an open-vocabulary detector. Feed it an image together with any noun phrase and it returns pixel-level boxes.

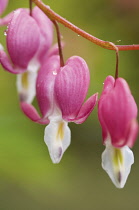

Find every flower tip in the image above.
[117,171,122,184]
[50,146,63,164]
[112,171,125,189]
[44,120,71,164]
[19,93,28,102]
[102,143,134,189]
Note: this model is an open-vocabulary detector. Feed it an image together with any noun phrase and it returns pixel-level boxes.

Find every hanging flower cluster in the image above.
[0,0,138,188]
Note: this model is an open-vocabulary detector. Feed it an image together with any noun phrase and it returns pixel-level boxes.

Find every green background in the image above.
[0,0,139,209]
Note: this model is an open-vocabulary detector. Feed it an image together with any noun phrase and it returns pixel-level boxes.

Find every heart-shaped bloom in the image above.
[0,7,53,103]
[0,0,8,16]
[21,55,98,163]
[98,75,138,188]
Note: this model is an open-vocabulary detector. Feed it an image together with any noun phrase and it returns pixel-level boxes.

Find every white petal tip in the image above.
[102,144,134,188]
[44,119,71,164]
[111,171,125,189]
[50,146,63,164]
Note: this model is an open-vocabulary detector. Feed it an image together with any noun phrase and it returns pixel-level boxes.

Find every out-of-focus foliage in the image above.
[0,0,139,209]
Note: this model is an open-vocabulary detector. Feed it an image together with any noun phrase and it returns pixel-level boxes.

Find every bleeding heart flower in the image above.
[21,55,98,163]
[98,75,138,188]
[0,7,54,104]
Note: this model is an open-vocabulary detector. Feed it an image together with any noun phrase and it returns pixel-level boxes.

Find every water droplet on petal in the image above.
[53,71,57,75]
[4,31,7,36]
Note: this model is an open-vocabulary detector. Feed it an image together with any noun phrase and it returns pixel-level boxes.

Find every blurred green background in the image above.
[0,0,139,209]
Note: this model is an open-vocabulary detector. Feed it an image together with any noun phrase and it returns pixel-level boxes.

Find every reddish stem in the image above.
[31,0,139,51]
[29,0,32,16]
[53,20,64,67]
[109,42,119,79]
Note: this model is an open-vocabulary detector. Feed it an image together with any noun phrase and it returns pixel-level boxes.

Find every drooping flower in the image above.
[0,7,54,103]
[21,55,98,163]
[98,75,138,188]
[0,0,8,16]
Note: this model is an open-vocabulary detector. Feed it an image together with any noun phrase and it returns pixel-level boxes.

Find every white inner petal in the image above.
[102,141,134,188]
[0,44,4,50]
[16,58,40,104]
[44,116,71,164]
[16,71,37,104]
[27,57,40,73]
[16,71,38,104]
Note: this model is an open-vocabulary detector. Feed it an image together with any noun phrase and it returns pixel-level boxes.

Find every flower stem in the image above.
[109,42,119,79]
[29,0,32,16]
[53,20,64,67]
[31,0,139,51]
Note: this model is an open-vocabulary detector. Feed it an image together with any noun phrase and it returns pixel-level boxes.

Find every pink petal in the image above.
[71,93,98,124]
[98,76,118,142]
[0,50,27,73]
[125,119,139,148]
[36,55,60,117]
[98,101,108,143]
[54,56,90,120]
[0,0,8,15]
[0,11,13,25]
[32,6,53,63]
[102,75,115,95]
[20,102,49,124]
[98,76,115,141]
[7,9,40,68]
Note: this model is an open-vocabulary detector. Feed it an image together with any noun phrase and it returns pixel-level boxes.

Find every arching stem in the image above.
[109,42,119,79]
[109,42,119,80]
[31,0,139,51]
[115,48,119,79]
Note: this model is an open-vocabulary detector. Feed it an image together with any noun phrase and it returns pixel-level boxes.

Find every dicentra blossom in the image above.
[21,55,98,163]
[98,76,138,188]
[0,6,54,103]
